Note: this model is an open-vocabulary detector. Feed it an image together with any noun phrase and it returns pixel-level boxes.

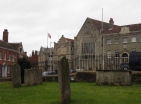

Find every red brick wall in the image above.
[3,29,8,43]
[28,50,38,68]
[0,48,18,77]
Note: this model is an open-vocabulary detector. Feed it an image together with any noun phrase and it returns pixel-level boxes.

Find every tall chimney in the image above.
[3,29,8,43]
[35,50,38,55]
[32,50,34,56]
[109,18,114,28]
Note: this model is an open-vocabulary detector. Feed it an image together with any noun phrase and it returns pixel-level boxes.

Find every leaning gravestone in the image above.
[12,63,21,88]
[58,56,71,104]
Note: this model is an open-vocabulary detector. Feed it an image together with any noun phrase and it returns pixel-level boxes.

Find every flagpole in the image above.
[47,33,48,48]
[50,42,51,71]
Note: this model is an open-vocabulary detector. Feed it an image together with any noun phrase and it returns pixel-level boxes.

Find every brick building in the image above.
[0,29,25,77]
[28,50,38,68]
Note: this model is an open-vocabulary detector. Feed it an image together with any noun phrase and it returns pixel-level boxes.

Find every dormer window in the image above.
[20,48,22,53]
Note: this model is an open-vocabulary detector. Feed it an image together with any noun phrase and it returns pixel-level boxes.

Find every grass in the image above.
[0,82,141,104]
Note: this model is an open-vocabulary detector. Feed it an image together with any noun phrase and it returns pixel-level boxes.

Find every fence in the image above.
[31,55,134,71]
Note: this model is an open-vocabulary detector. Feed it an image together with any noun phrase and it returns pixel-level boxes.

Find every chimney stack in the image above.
[109,18,114,28]
[35,50,38,55]
[32,50,34,56]
[3,29,8,43]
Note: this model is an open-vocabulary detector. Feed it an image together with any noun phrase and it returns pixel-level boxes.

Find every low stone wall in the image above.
[0,77,12,81]
[43,75,58,82]
[96,70,132,86]
[132,71,141,83]
[75,71,96,82]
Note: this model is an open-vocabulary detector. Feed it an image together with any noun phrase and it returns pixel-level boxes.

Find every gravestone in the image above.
[12,63,21,88]
[58,56,71,104]
[24,68,42,86]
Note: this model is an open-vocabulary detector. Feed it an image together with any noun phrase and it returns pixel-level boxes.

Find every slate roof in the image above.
[88,17,141,34]
[88,18,113,30]
[0,40,17,51]
[9,43,20,50]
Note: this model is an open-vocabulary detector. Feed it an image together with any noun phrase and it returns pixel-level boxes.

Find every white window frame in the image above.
[8,53,11,61]
[131,37,136,42]
[107,39,111,44]
[4,52,6,60]
[12,54,14,62]
[107,50,111,58]
[7,66,10,74]
[115,50,119,58]
[140,37,141,42]
[123,37,127,43]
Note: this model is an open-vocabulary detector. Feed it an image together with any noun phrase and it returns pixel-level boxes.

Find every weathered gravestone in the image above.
[12,63,21,88]
[24,68,42,86]
[58,56,71,104]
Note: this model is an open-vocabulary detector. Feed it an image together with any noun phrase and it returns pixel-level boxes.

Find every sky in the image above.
[0,0,141,56]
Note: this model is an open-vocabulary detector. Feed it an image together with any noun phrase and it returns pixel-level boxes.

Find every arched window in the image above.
[122,53,128,63]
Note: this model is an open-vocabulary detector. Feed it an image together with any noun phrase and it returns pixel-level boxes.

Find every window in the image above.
[132,48,136,52]
[140,37,141,42]
[7,66,10,74]
[107,50,111,58]
[115,38,119,44]
[20,48,22,53]
[115,50,119,58]
[131,37,136,42]
[0,52,2,60]
[12,54,14,62]
[107,39,111,44]
[4,52,7,60]
[123,37,127,43]
[8,53,11,61]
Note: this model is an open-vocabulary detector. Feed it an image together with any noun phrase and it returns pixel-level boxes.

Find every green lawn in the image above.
[0,82,141,104]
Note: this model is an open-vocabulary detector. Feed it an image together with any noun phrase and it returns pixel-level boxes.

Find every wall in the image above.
[96,70,132,85]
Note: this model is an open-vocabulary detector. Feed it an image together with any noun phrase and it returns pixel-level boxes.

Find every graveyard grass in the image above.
[0,82,141,104]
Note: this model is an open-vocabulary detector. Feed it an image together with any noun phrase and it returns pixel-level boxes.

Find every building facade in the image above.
[29,50,38,68]
[74,17,141,70]
[0,29,25,77]
[38,46,54,72]
[102,18,141,70]
[53,35,74,71]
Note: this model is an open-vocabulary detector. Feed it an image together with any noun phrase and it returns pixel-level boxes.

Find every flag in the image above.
[48,33,51,39]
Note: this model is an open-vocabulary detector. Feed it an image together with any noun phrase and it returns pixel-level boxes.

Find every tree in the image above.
[17,56,32,83]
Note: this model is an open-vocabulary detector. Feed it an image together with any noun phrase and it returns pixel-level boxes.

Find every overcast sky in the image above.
[0,0,141,56]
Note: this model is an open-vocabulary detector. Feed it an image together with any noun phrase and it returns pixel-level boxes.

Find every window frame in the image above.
[131,37,136,42]
[107,39,111,44]
[115,50,119,58]
[4,52,7,60]
[107,50,111,58]
[115,38,119,44]
[123,37,127,43]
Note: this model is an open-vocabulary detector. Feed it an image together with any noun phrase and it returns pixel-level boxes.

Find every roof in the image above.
[88,17,141,34]
[103,24,141,34]
[88,17,113,30]
[0,40,17,51]
[65,38,74,42]
[9,43,20,50]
